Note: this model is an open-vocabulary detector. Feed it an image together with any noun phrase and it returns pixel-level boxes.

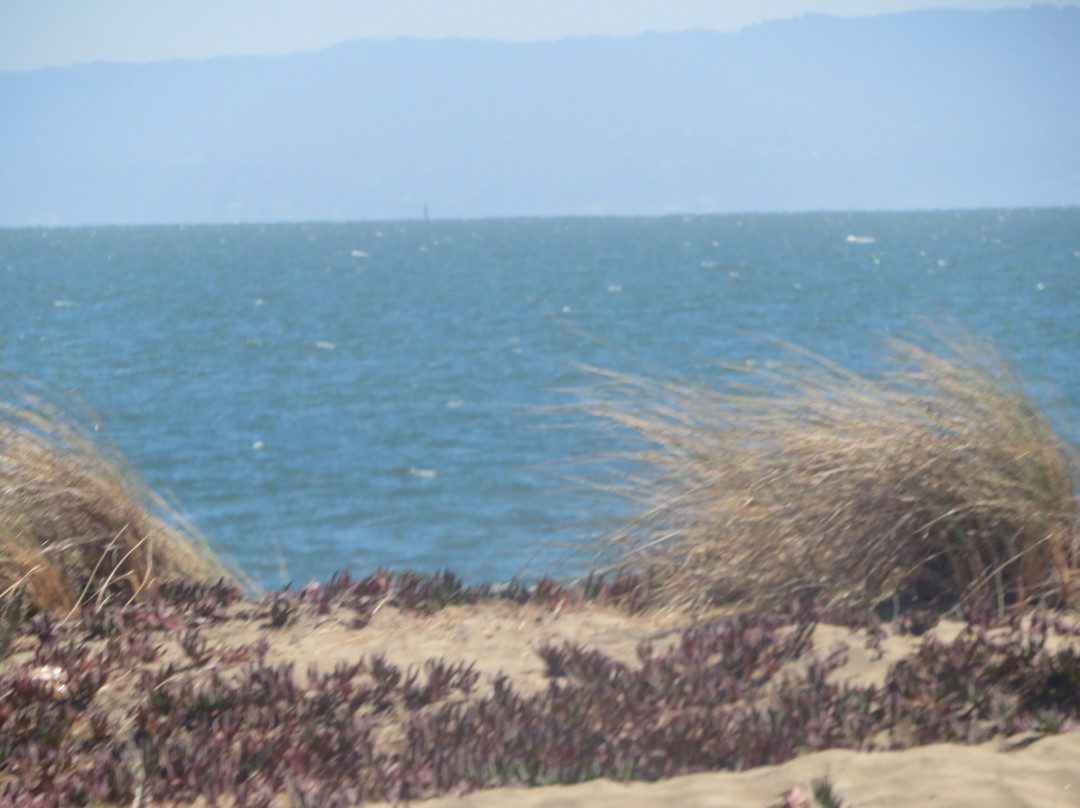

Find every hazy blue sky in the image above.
[3,0,1077,71]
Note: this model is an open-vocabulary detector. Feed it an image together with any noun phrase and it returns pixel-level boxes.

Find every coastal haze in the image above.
[2,6,1079,226]
[2,5,1080,587]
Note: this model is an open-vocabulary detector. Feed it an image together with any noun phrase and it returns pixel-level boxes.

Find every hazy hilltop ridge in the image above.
[2,7,1078,226]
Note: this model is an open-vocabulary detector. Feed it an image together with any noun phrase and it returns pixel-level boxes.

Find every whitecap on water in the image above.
[351,250,368,258]
[845,235,876,244]
[315,341,335,350]
[607,284,622,292]
[410,468,437,479]
[53,300,73,307]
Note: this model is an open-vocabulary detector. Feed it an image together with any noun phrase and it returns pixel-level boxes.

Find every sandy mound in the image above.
[391,731,1079,808]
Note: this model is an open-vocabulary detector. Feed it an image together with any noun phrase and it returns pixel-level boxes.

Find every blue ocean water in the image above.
[1,209,1078,588]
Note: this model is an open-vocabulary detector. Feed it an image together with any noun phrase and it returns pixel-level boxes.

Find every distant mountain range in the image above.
[2,7,1078,226]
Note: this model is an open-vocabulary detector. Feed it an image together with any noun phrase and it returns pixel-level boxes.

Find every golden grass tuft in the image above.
[0,384,234,616]
[578,336,1080,615]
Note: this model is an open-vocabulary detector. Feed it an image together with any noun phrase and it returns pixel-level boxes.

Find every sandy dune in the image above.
[385,731,1080,808]
[239,600,1080,808]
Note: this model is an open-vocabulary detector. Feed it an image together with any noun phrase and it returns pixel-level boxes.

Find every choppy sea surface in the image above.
[1,210,1078,588]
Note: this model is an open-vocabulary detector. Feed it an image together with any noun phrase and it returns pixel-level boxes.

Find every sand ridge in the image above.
[383,731,1080,808]
[197,600,1080,807]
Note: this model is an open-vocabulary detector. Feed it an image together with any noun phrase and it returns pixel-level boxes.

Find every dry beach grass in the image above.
[0,384,232,618]
[576,336,1080,616]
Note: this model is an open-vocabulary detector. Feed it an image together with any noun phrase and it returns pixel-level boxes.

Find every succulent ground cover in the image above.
[2,569,1079,807]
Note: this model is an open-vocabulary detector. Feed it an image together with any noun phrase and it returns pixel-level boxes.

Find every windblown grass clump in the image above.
[579,337,1080,614]
[0,385,231,615]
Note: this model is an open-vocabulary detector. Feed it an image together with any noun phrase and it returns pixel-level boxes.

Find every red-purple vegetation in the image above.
[1,570,1079,807]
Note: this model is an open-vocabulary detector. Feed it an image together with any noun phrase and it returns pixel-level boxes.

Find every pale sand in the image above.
[377,732,1080,808]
